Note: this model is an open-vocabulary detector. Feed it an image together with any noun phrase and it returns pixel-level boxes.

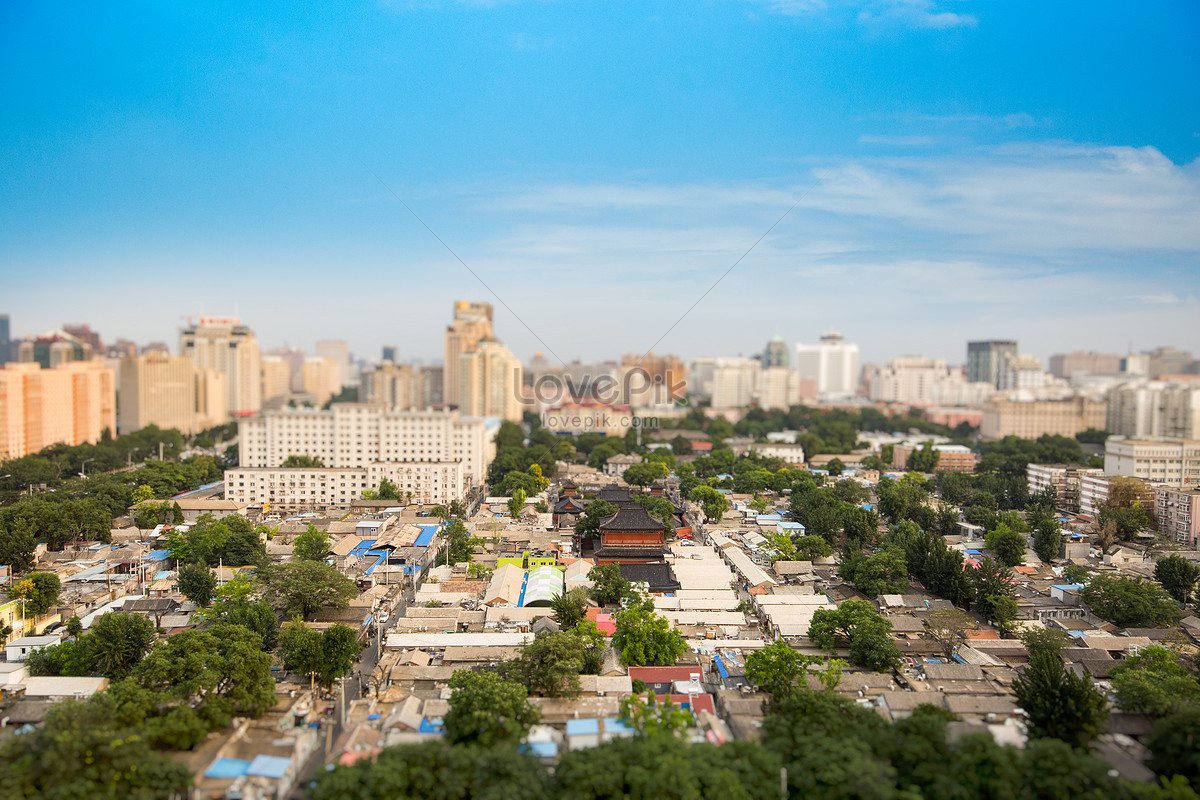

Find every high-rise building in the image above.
[980,395,1106,441]
[460,339,523,421]
[0,314,10,365]
[118,353,226,436]
[17,330,93,368]
[966,340,1018,388]
[315,340,350,387]
[418,365,444,408]
[689,357,717,402]
[758,366,798,411]
[998,354,1047,390]
[260,356,292,404]
[443,301,494,407]
[711,357,760,409]
[361,361,418,409]
[795,332,860,399]
[763,335,790,368]
[620,352,687,403]
[301,357,343,407]
[62,324,102,353]
[179,316,262,415]
[1106,381,1200,440]
[1146,347,1196,379]
[1049,351,1122,379]
[381,345,398,363]
[0,362,115,459]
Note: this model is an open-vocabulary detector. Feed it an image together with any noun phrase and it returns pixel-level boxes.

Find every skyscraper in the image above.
[315,339,350,386]
[0,314,10,364]
[795,332,860,399]
[118,353,226,436]
[460,338,523,421]
[0,362,115,459]
[179,316,262,415]
[966,340,1018,388]
[443,301,493,407]
[763,334,790,368]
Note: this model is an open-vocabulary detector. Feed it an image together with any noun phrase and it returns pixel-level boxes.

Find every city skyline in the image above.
[2,2,1198,366]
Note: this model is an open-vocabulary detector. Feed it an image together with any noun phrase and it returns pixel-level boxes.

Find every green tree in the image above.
[1110,646,1200,717]
[624,461,669,487]
[134,623,276,725]
[131,484,156,504]
[745,639,837,698]
[1081,574,1183,628]
[1155,554,1200,606]
[443,670,541,748]
[497,469,540,497]
[1032,518,1062,563]
[507,487,527,518]
[280,620,360,686]
[989,526,1027,567]
[501,630,590,697]
[906,441,940,473]
[177,561,217,607]
[281,454,325,467]
[88,612,156,679]
[839,545,908,597]
[1019,627,1073,659]
[689,484,728,523]
[968,557,1017,628]
[442,518,480,564]
[618,693,693,736]
[294,525,331,561]
[311,741,551,800]
[550,586,589,629]
[10,571,61,616]
[587,562,632,606]
[794,535,833,560]
[1147,707,1200,786]
[1012,650,1109,748]
[612,596,687,666]
[261,560,358,619]
[575,499,616,539]
[66,615,83,638]
[808,598,901,673]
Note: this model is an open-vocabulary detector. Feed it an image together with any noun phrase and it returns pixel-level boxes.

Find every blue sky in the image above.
[2,0,1198,368]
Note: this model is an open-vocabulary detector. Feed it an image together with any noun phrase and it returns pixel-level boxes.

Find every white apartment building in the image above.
[998,354,1047,391]
[758,366,798,411]
[1104,436,1200,487]
[865,357,994,407]
[744,442,806,465]
[1027,463,1105,514]
[1106,381,1200,440]
[711,357,760,410]
[237,404,498,488]
[223,461,465,511]
[460,339,523,422]
[795,332,859,400]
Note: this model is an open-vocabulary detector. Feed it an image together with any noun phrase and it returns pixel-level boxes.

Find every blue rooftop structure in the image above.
[204,758,251,779]
[713,654,729,680]
[246,755,292,779]
[145,550,172,562]
[418,718,444,734]
[1051,584,1084,591]
[756,514,783,524]
[520,741,558,759]
[414,525,438,547]
[603,718,635,735]
[349,539,377,558]
[777,521,804,531]
[362,551,388,577]
[566,718,601,736]
[171,481,223,501]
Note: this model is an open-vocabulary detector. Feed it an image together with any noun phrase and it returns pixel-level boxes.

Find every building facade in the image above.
[179,316,262,415]
[459,339,523,422]
[1106,381,1200,440]
[1155,486,1200,548]
[0,362,115,459]
[443,301,493,408]
[1026,464,1106,514]
[1049,351,1123,379]
[966,340,1018,388]
[980,395,1106,440]
[223,461,466,511]
[795,332,859,400]
[118,353,226,436]
[1104,437,1200,487]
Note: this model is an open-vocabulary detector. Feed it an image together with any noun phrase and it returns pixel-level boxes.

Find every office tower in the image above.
[1049,351,1122,379]
[710,357,760,409]
[460,338,523,421]
[381,345,398,363]
[795,332,860,399]
[417,365,443,408]
[17,329,93,368]
[762,334,790,368]
[443,301,494,407]
[260,356,291,404]
[620,352,687,403]
[966,340,1018,388]
[998,354,1047,390]
[689,358,717,401]
[0,314,9,364]
[1107,381,1200,440]
[301,357,343,406]
[118,353,227,436]
[179,316,262,415]
[315,339,350,386]
[361,361,418,409]
[1146,347,1195,379]
[0,362,116,459]
[62,324,102,353]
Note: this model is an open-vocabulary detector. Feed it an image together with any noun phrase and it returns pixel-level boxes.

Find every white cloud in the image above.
[858,134,938,146]
[753,0,977,29]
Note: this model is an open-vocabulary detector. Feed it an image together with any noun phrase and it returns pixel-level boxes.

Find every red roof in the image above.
[649,692,715,714]
[586,607,616,635]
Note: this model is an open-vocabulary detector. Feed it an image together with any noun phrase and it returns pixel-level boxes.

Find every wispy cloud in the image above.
[754,0,977,29]
[857,134,938,146]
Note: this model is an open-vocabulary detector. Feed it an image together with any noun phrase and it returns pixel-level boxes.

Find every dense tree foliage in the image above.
[443,670,541,748]
[294,524,332,561]
[1081,574,1183,628]
[612,596,687,666]
[1155,554,1200,606]
[1013,650,1109,748]
[499,629,601,697]
[574,499,616,539]
[587,562,632,606]
[261,560,358,619]
[9,570,61,616]
[280,620,361,686]
[29,611,156,679]
[177,561,217,607]
[808,599,902,672]
[1110,646,1200,717]
[165,513,268,568]
[281,454,324,468]
[550,586,589,629]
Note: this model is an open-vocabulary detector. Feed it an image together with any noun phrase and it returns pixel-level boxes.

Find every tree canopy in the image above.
[261,560,358,619]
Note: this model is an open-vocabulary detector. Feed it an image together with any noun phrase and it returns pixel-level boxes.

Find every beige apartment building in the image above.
[260,355,292,403]
[361,361,418,409]
[301,357,342,407]
[179,316,261,415]
[223,460,466,511]
[980,395,1106,440]
[459,339,523,422]
[443,301,493,408]
[0,361,115,459]
[118,353,227,436]
[1155,486,1200,548]
[1104,436,1200,487]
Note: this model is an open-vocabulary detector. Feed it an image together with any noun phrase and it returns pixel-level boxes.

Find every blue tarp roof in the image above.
[965,549,982,555]
[776,521,803,530]
[246,754,291,779]
[756,514,783,523]
[603,718,635,735]
[566,718,601,735]
[1051,584,1084,590]
[363,614,374,627]
[153,570,172,581]
[713,654,729,680]
[520,741,558,758]
[414,526,438,547]
[204,758,251,779]
[145,550,172,562]
[362,552,388,577]
[418,718,444,734]
[349,539,377,557]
